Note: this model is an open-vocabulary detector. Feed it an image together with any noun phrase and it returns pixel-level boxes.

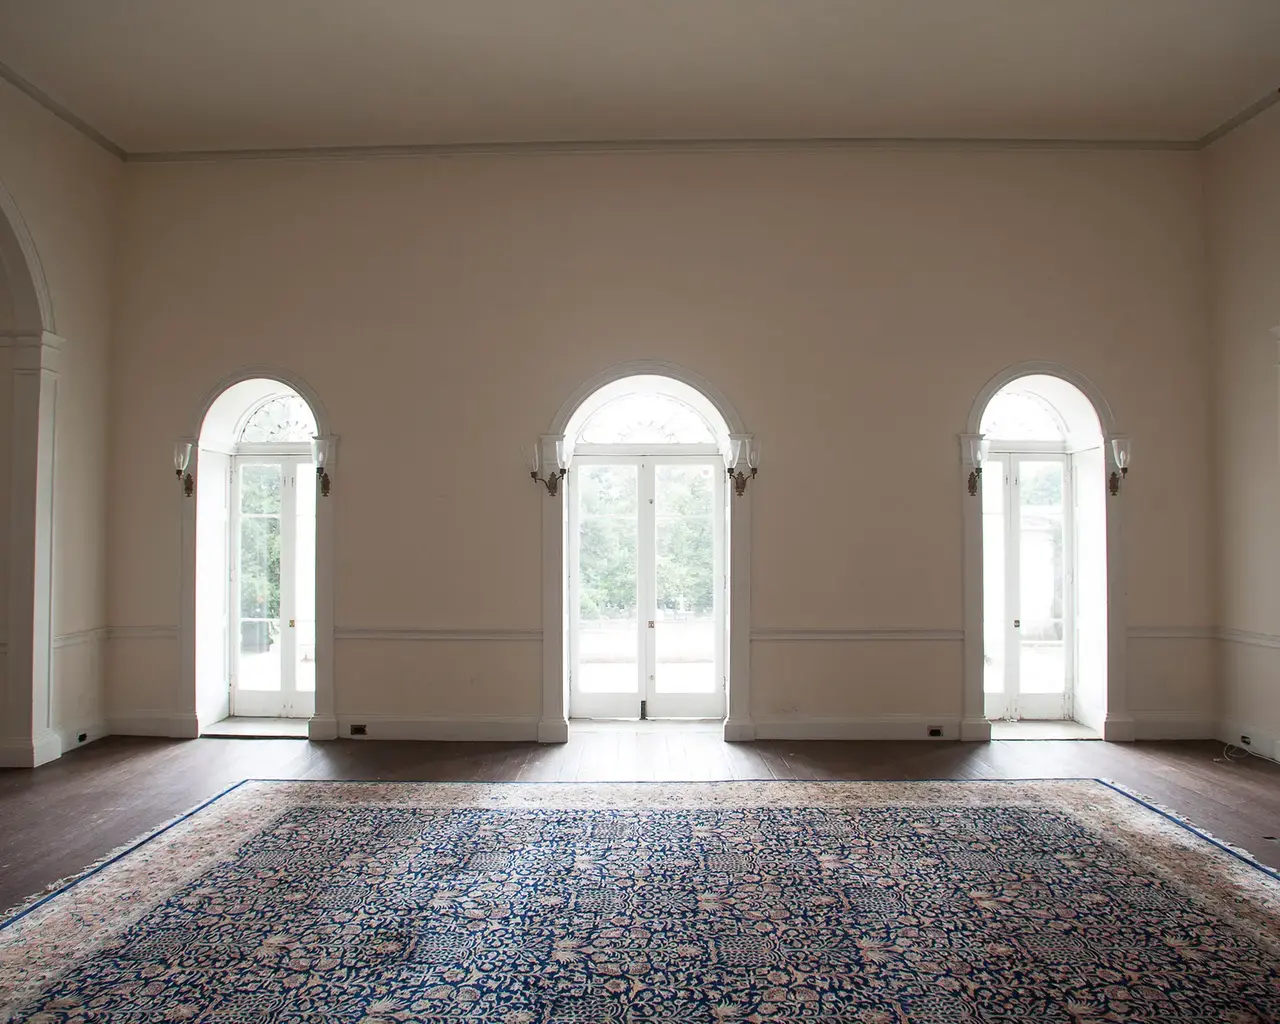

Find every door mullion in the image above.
[1006,456,1021,720]
[640,461,656,714]
[280,459,298,710]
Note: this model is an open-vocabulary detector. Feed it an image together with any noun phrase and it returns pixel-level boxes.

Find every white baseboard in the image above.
[0,731,63,768]
[307,715,338,741]
[57,719,110,752]
[1129,711,1216,741]
[959,718,992,742]
[1218,719,1280,761]
[723,717,757,742]
[537,718,569,744]
[107,710,200,739]
[753,716,959,741]
[335,714,540,742]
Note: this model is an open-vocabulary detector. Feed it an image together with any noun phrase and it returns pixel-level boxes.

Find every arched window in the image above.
[576,392,717,445]
[980,389,1068,442]
[237,395,317,445]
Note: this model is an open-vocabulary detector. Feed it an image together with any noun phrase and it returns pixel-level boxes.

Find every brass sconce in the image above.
[174,442,194,497]
[312,438,332,497]
[1109,437,1131,496]
[966,436,989,497]
[528,440,568,497]
[724,437,759,496]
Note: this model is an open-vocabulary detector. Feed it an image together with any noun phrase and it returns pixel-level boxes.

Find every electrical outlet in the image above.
[350,724,367,737]
[927,726,943,738]
[77,732,87,743]
[1240,735,1252,747]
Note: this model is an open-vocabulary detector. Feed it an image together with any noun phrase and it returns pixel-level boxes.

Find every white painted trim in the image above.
[1218,719,1280,762]
[307,714,338,741]
[58,719,110,751]
[0,731,61,767]
[0,173,56,332]
[549,361,747,437]
[335,714,539,742]
[543,362,754,744]
[1126,626,1217,640]
[751,627,963,642]
[52,626,110,648]
[961,362,1129,741]
[108,625,181,640]
[179,367,337,761]
[1218,627,1280,649]
[1129,711,1216,740]
[126,137,1204,167]
[106,711,201,738]
[334,627,542,641]
[6,334,61,766]
[754,716,960,741]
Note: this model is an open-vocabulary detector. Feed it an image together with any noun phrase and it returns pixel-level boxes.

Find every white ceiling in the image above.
[0,0,1277,154]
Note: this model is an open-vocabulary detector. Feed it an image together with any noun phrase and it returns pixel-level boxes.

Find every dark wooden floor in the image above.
[2,722,1278,913]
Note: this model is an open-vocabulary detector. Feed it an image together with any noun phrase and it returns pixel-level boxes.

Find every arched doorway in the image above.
[979,376,1106,727]
[961,363,1131,741]
[563,376,731,720]
[180,369,337,739]
[0,177,60,767]
[537,362,755,742]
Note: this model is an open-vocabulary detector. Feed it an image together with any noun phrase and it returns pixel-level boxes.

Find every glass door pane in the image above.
[1016,459,1068,707]
[982,456,1008,718]
[574,465,640,703]
[236,463,283,698]
[294,461,317,695]
[653,463,716,695]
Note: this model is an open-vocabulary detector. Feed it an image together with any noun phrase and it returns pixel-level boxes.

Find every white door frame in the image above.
[983,451,1074,722]
[568,454,727,721]
[537,361,754,743]
[229,454,316,718]
[180,367,339,740]
[961,361,1131,742]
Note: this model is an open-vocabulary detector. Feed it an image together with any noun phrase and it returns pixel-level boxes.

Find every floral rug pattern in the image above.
[2,780,1279,1023]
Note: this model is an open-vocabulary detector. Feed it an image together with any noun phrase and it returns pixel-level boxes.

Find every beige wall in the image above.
[109,147,1214,730]
[1206,103,1280,756]
[0,79,121,750]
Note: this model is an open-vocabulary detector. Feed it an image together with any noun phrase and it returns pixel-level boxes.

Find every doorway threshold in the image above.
[990,720,1099,740]
[201,717,310,738]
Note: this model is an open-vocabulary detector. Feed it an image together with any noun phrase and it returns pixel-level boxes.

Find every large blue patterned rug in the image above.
[2,780,1278,1023]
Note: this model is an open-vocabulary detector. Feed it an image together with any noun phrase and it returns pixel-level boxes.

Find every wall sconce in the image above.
[528,440,567,497]
[174,442,193,497]
[725,436,758,496]
[1109,437,1131,496]
[312,437,332,497]
[967,436,989,496]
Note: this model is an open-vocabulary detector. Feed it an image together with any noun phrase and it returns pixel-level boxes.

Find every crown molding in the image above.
[0,60,124,160]
[2,52,1273,166]
[124,135,1203,164]
[1197,88,1280,149]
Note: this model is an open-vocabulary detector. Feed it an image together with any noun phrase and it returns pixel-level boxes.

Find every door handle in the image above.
[289,619,295,627]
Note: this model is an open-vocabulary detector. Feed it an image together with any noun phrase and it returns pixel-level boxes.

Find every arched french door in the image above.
[180,368,338,739]
[564,378,731,720]
[961,362,1131,742]
[537,362,756,740]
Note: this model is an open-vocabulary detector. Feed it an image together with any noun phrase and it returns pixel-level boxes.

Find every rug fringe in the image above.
[0,782,248,928]
[1095,776,1277,876]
